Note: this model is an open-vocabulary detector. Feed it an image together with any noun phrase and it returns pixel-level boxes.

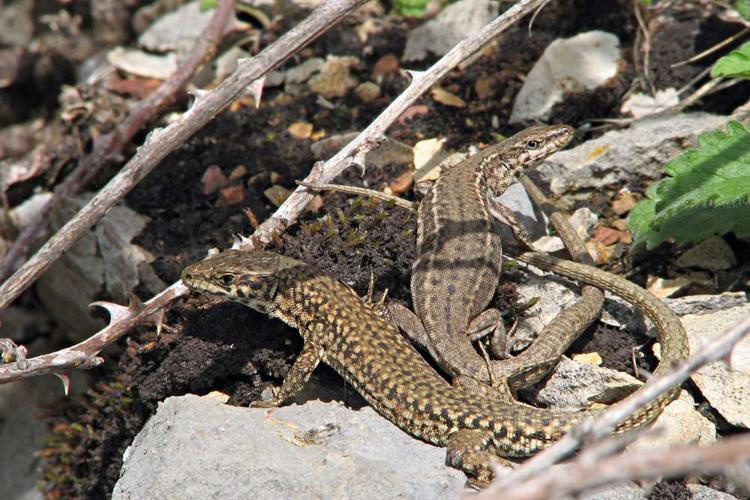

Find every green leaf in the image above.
[393,0,431,17]
[628,121,750,249]
[200,0,217,11]
[711,40,750,79]
[737,0,750,21]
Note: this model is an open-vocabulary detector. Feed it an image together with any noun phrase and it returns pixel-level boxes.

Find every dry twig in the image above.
[0,0,367,310]
[475,433,750,499]
[0,0,236,285]
[0,0,546,383]
[479,308,750,496]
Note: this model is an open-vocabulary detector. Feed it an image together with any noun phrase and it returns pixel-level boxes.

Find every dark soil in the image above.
[2,1,744,499]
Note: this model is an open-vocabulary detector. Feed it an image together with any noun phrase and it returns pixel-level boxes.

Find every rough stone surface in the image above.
[403,0,498,61]
[308,55,359,99]
[0,373,58,500]
[510,31,621,124]
[569,207,598,240]
[495,182,548,245]
[112,395,465,499]
[536,112,728,196]
[676,236,737,272]
[663,292,747,317]
[683,304,750,428]
[628,391,716,452]
[524,356,643,409]
[580,481,646,500]
[138,1,216,53]
[688,484,739,499]
[36,195,164,342]
[510,265,580,351]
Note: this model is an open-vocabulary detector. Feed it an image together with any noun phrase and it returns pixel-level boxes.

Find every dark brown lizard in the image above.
[301,126,603,392]
[181,249,689,484]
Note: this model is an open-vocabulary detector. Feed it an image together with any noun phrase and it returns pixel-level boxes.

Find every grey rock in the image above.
[688,484,739,499]
[495,182,548,245]
[676,236,737,272]
[113,395,465,499]
[138,1,217,54]
[285,57,324,84]
[511,264,581,351]
[511,31,622,124]
[0,0,33,46]
[628,391,716,452]
[663,292,747,316]
[311,133,413,171]
[523,356,643,409]
[36,195,164,342]
[683,304,750,428]
[403,0,498,61]
[536,113,729,196]
[568,207,598,239]
[0,372,59,500]
[581,481,646,500]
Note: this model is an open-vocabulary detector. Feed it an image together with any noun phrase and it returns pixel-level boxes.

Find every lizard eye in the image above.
[526,139,541,149]
[218,273,236,286]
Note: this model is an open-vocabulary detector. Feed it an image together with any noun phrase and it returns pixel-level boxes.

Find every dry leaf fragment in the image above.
[202,165,229,195]
[287,121,314,140]
[647,276,691,298]
[371,54,399,80]
[219,185,245,206]
[572,352,603,365]
[398,105,430,124]
[229,165,247,181]
[611,191,637,215]
[592,225,632,245]
[264,185,292,207]
[431,87,466,107]
[387,171,414,195]
[243,207,259,228]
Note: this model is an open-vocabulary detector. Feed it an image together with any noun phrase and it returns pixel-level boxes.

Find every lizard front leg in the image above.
[487,197,541,252]
[251,340,325,407]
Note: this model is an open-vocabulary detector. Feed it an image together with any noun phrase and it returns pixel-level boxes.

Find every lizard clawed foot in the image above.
[447,429,514,487]
[250,386,284,408]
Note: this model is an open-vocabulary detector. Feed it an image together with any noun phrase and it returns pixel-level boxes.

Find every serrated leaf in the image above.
[711,40,750,79]
[629,121,750,249]
[737,0,750,21]
[393,0,431,16]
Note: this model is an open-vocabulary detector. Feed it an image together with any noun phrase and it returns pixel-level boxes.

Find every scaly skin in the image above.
[181,250,689,483]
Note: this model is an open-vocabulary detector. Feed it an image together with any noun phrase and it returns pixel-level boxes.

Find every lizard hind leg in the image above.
[446,429,514,487]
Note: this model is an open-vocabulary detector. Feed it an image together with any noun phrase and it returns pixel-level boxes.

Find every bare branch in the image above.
[241,0,550,250]
[478,433,750,500]
[0,0,367,310]
[0,0,545,384]
[480,308,750,494]
[0,282,188,382]
[0,0,236,285]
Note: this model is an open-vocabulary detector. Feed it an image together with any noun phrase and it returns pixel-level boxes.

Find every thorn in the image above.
[152,309,166,336]
[90,300,130,323]
[55,372,71,396]
[126,292,145,313]
[247,77,265,108]
[188,88,209,100]
[352,150,367,177]
[403,69,425,82]
[237,233,253,247]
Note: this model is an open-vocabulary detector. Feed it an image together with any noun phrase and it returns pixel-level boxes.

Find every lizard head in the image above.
[181,249,305,313]
[509,124,574,164]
